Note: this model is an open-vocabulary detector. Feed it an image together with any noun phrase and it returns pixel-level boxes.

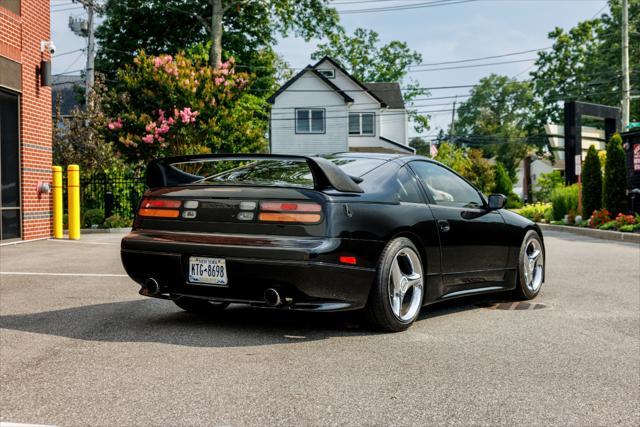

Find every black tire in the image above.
[173,297,229,314]
[513,230,545,300]
[365,237,425,332]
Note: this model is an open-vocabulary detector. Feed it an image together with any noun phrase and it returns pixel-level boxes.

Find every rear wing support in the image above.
[146,154,364,193]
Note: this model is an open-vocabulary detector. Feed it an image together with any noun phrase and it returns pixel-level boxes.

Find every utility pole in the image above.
[69,0,97,106]
[622,0,630,129]
[450,96,457,143]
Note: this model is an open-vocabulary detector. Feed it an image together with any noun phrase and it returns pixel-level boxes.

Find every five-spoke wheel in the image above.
[366,237,425,332]
[514,230,545,300]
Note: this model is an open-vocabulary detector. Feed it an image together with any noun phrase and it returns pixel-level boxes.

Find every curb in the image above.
[80,227,132,234]
[538,223,640,244]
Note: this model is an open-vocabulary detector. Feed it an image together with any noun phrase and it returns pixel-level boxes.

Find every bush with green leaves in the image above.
[102,215,133,229]
[533,170,564,202]
[581,145,602,218]
[83,208,105,228]
[515,203,552,222]
[603,133,628,215]
[550,184,579,221]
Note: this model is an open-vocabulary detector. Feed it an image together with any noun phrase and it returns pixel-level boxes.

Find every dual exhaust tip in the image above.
[143,279,287,308]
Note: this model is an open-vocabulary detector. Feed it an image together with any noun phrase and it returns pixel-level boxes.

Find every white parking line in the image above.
[1,422,57,427]
[0,272,128,277]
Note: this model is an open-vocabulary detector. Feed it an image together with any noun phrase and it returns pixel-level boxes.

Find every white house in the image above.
[268,56,414,155]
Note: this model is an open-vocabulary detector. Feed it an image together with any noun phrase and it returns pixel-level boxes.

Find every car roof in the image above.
[322,152,429,164]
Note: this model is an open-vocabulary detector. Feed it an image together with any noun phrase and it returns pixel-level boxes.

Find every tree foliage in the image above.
[581,145,603,217]
[454,74,537,180]
[102,51,267,166]
[493,162,513,196]
[533,170,564,202]
[96,0,338,88]
[53,78,125,174]
[531,0,639,126]
[311,27,428,132]
[603,133,628,214]
[434,143,495,194]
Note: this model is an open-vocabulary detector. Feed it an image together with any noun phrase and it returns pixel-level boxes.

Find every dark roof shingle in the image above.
[364,82,405,109]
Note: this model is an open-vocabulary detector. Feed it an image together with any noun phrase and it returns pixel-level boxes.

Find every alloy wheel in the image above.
[388,247,424,322]
[523,238,544,293]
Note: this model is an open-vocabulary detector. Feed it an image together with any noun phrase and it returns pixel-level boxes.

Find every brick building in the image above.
[0,0,52,241]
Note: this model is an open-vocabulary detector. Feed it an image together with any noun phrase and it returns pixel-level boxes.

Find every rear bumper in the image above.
[120,230,382,311]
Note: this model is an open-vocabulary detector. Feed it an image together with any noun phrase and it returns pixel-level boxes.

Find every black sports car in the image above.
[121,153,545,331]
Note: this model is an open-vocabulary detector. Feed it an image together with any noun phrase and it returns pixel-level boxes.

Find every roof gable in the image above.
[267,66,354,104]
[311,56,387,108]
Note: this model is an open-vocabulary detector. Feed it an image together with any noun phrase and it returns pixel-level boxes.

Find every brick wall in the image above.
[0,0,52,240]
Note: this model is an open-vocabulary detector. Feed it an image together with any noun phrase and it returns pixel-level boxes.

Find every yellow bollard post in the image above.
[52,166,63,239]
[67,164,81,240]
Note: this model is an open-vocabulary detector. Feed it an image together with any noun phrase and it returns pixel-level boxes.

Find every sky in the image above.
[50,0,611,138]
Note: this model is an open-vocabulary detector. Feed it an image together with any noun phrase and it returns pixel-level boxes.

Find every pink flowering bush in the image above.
[104,51,267,164]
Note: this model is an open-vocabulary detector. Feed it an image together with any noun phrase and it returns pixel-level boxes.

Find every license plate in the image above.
[188,257,228,285]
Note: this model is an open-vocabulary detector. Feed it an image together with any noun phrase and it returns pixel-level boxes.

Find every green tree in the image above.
[53,78,125,174]
[102,51,267,166]
[603,133,628,214]
[493,162,513,196]
[466,149,495,194]
[531,0,639,126]
[581,145,603,217]
[311,27,429,132]
[454,74,538,180]
[433,143,494,193]
[533,170,564,202]
[96,0,338,83]
[409,137,429,156]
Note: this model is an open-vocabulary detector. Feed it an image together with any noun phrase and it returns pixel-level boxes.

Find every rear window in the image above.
[169,156,385,189]
[173,159,315,188]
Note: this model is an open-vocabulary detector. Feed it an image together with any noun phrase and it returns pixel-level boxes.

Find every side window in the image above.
[409,161,483,208]
[396,166,423,204]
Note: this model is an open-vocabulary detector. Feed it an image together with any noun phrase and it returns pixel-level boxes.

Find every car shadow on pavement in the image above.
[0,294,508,348]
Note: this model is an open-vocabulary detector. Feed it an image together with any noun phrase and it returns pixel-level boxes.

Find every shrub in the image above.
[598,220,618,230]
[615,213,636,225]
[581,145,602,218]
[517,203,552,222]
[533,170,564,202]
[102,215,133,229]
[493,162,512,196]
[588,208,611,228]
[619,224,640,233]
[603,133,627,215]
[83,208,105,228]
[550,184,579,221]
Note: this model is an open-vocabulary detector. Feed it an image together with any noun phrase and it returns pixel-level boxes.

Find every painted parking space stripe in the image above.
[0,272,128,277]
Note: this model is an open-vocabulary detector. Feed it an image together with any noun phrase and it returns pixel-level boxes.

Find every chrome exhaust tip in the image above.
[143,278,161,295]
[264,288,282,307]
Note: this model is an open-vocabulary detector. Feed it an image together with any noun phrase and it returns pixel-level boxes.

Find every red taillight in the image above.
[138,198,182,218]
[339,256,357,265]
[140,198,182,209]
[260,202,321,212]
[259,201,322,223]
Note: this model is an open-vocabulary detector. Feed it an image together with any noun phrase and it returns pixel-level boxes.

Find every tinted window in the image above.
[410,161,483,208]
[328,157,385,177]
[396,167,423,203]
[180,160,315,188]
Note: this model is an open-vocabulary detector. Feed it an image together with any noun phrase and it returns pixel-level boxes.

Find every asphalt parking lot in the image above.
[0,230,638,426]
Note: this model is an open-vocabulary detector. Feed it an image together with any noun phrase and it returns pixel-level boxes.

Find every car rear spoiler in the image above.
[145,154,364,193]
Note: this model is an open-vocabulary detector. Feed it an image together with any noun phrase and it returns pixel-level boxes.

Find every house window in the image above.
[349,112,375,136]
[296,108,325,134]
[318,69,335,79]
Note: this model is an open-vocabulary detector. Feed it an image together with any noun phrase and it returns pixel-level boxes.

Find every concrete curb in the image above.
[80,227,132,234]
[538,223,640,244]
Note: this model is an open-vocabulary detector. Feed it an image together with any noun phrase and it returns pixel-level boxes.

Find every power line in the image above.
[410,47,551,68]
[409,57,537,73]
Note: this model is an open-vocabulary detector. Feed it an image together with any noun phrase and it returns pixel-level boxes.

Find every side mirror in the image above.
[488,194,507,210]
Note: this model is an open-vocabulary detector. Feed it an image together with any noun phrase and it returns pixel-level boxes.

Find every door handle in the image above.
[437,220,450,233]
